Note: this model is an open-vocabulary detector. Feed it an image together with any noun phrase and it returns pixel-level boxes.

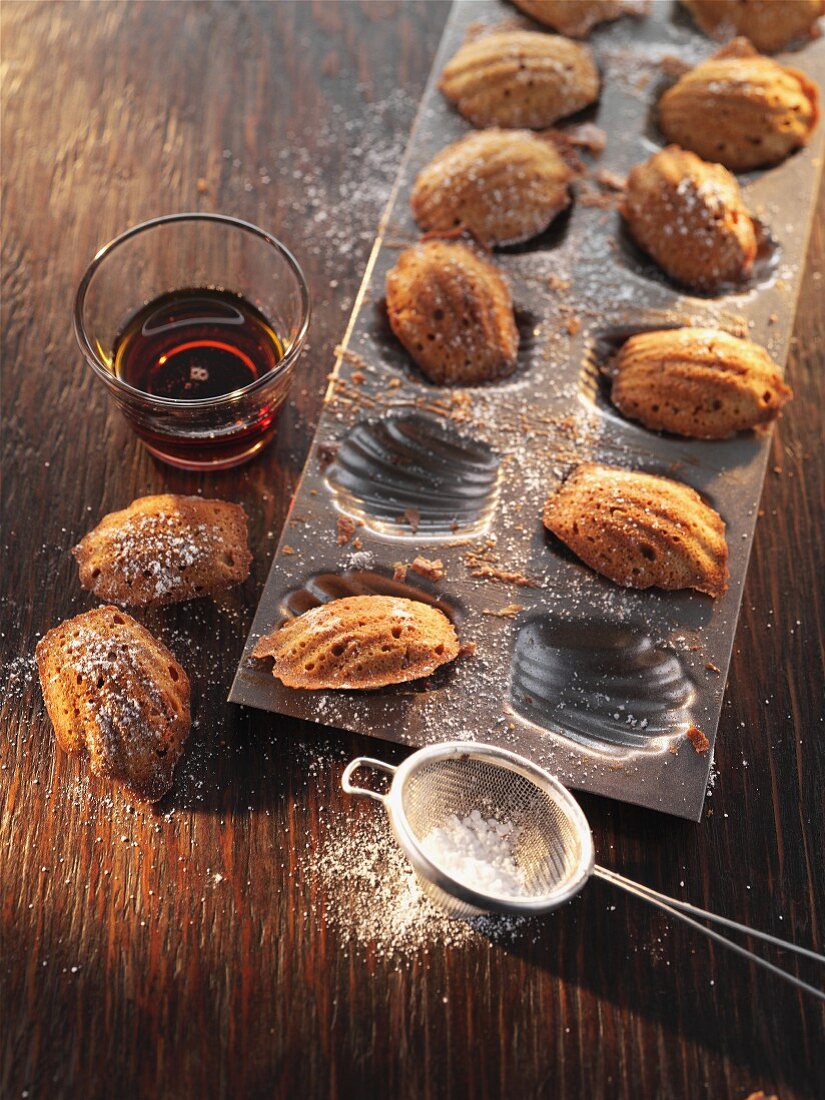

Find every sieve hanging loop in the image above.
[342,741,825,1001]
[341,757,397,804]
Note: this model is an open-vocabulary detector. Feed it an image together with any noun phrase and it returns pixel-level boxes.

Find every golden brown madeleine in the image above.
[543,463,729,596]
[410,129,572,247]
[621,145,757,291]
[252,595,461,690]
[512,0,628,37]
[439,30,600,129]
[385,241,519,385]
[73,494,252,607]
[681,0,824,53]
[659,39,820,171]
[36,606,191,802]
[608,327,793,438]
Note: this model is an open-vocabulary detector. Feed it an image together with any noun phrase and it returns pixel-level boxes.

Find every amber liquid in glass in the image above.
[112,288,287,466]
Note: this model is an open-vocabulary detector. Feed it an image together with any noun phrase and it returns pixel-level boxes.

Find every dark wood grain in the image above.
[1,3,823,1098]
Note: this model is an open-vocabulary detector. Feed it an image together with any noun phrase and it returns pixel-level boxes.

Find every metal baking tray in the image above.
[230,0,825,820]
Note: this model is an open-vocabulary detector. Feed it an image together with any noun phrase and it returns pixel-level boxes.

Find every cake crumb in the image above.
[281,545,296,556]
[686,725,710,754]
[481,604,525,619]
[411,556,445,582]
[336,515,362,545]
[393,561,409,582]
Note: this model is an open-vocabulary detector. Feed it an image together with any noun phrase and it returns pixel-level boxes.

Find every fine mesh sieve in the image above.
[342,741,825,1000]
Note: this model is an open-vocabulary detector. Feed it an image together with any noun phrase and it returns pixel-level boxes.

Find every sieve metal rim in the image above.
[343,740,596,917]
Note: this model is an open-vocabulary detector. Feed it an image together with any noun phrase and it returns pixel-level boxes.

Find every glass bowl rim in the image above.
[73,212,311,410]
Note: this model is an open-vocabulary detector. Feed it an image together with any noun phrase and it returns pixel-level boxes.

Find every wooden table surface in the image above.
[2,3,823,1098]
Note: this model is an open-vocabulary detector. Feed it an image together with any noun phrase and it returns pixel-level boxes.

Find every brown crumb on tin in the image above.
[686,725,710,754]
[565,316,581,336]
[336,515,362,546]
[464,541,537,588]
[458,641,477,657]
[705,661,721,674]
[547,274,571,292]
[281,545,296,556]
[594,167,626,192]
[351,371,366,384]
[393,561,409,582]
[481,603,525,618]
[387,378,403,390]
[410,556,445,582]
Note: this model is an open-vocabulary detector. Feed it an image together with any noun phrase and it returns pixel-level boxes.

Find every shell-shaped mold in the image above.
[681,0,825,54]
[511,0,628,37]
[658,39,820,171]
[410,129,572,247]
[542,463,730,597]
[252,595,460,691]
[325,412,501,540]
[385,241,519,385]
[439,30,600,129]
[621,145,758,293]
[510,616,696,754]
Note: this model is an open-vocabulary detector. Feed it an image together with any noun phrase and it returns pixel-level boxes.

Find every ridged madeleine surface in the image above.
[411,129,572,246]
[252,595,461,689]
[659,39,820,171]
[621,146,757,291]
[439,31,600,129]
[682,0,824,53]
[543,463,729,596]
[608,328,792,438]
[512,0,627,37]
[73,494,252,606]
[386,241,518,385]
[36,606,191,803]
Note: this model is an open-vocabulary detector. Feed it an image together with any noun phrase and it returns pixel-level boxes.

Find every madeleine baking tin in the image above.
[230,0,825,820]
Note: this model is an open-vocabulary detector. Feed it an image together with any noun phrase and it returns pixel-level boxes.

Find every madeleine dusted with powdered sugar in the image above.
[36,606,191,803]
[681,0,824,53]
[621,146,757,291]
[659,39,820,171]
[512,0,629,37]
[252,595,461,690]
[410,129,572,247]
[608,328,792,438]
[543,463,729,596]
[73,494,252,607]
[439,30,600,129]
[386,241,519,385]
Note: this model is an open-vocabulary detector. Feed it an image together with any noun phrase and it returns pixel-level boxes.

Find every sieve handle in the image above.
[594,865,825,1002]
[341,757,397,804]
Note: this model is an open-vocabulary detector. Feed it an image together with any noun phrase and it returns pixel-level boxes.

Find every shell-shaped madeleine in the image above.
[621,146,757,291]
[659,40,820,171]
[682,0,824,53]
[512,0,628,37]
[543,463,729,596]
[608,327,793,438]
[252,595,461,690]
[439,31,600,129]
[73,494,252,607]
[386,241,519,385]
[36,606,191,802]
[410,129,572,247]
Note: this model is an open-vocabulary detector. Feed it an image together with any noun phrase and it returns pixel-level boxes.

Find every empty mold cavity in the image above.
[616,216,780,299]
[509,616,696,754]
[325,411,501,540]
